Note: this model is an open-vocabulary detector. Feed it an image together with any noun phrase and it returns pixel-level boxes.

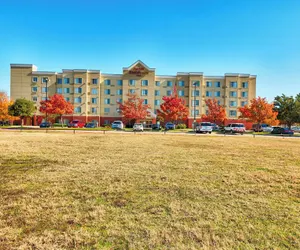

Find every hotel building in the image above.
[10,60,256,127]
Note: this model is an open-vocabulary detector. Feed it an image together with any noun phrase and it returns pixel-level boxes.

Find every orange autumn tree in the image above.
[157,87,189,123]
[39,94,74,126]
[117,93,150,126]
[0,92,17,124]
[201,98,227,125]
[238,97,279,126]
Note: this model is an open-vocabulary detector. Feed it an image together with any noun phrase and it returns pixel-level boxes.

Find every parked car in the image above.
[152,124,162,130]
[111,120,124,130]
[68,120,85,128]
[39,122,52,128]
[271,127,294,135]
[224,123,246,134]
[291,126,300,133]
[133,123,144,132]
[196,122,213,133]
[211,123,220,131]
[252,123,273,132]
[165,122,176,130]
[85,122,97,128]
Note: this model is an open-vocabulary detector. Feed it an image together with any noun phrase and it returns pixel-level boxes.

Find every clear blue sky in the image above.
[0,0,299,101]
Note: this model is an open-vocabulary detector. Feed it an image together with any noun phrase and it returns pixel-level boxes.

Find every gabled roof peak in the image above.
[123,60,155,71]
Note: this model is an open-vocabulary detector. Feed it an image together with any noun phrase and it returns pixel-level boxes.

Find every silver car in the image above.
[133,123,144,132]
[196,122,213,133]
[111,120,124,130]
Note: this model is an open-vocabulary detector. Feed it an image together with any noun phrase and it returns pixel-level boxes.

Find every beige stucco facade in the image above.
[10,60,256,125]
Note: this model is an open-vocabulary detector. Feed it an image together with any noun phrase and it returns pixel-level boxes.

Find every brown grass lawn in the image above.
[0,132,299,249]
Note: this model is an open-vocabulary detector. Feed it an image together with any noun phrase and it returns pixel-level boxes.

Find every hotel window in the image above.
[167,90,172,96]
[75,88,82,94]
[191,110,199,116]
[75,78,82,84]
[206,81,212,87]
[178,90,184,96]
[104,79,111,85]
[117,80,123,86]
[42,77,48,83]
[74,107,81,113]
[32,96,37,102]
[155,81,160,86]
[206,91,212,97]
[104,98,110,104]
[214,91,221,97]
[57,78,62,84]
[74,97,81,103]
[141,89,148,96]
[104,89,110,95]
[91,107,97,113]
[155,100,160,106]
[116,89,122,95]
[32,87,38,92]
[192,90,200,96]
[42,87,48,93]
[230,82,238,88]
[217,100,221,105]
[141,80,148,86]
[155,90,160,96]
[129,89,135,94]
[64,78,70,84]
[241,101,247,107]
[167,81,172,87]
[192,81,200,87]
[117,98,122,103]
[242,91,248,97]
[178,81,185,87]
[104,108,110,113]
[65,97,70,102]
[230,91,237,97]
[192,100,199,106]
[42,97,47,101]
[230,101,237,107]
[229,110,237,117]
[215,81,221,88]
[129,79,136,86]
[242,82,248,88]
[92,78,98,84]
[32,77,38,83]
[91,98,97,104]
[91,88,98,95]
[143,99,148,104]
[57,88,62,94]
[64,88,70,94]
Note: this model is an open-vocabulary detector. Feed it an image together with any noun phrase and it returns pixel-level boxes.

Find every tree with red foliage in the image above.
[238,97,279,126]
[117,93,150,125]
[201,98,227,125]
[157,87,189,123]
[39,94,74,126]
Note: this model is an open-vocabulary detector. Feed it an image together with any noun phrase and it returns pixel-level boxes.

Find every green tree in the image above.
[273,94,300,129]
[8,98,35,126]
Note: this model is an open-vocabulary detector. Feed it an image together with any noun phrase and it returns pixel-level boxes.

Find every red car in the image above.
[68,120,85,128]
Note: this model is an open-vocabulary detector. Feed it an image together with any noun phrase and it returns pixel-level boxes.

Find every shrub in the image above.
[176,123,187,129]
[53,123,67,127]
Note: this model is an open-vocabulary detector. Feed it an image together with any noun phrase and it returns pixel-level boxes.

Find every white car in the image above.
[224,123,246,134]
[196,122,213,133]
[133,123,144,132]
[111,120,124,130]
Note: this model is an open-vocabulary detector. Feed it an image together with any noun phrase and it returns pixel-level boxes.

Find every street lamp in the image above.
[45,77,49,122]
[192,81,197,130]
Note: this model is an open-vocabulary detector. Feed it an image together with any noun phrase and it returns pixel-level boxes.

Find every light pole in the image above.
[45,77,49,122]
[193,81,197,130]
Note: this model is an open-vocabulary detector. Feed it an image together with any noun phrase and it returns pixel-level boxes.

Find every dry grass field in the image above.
[0,131,299,249]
